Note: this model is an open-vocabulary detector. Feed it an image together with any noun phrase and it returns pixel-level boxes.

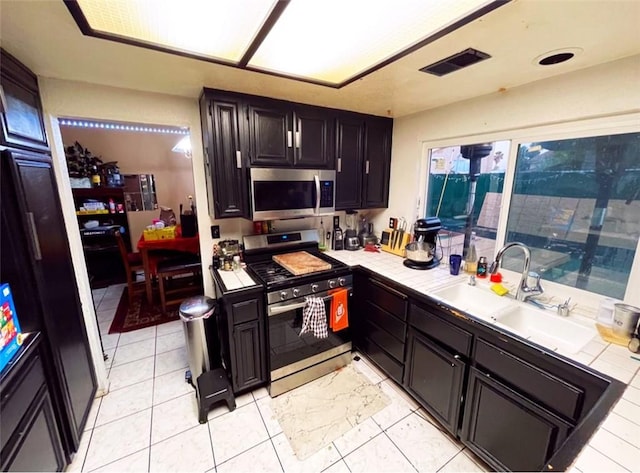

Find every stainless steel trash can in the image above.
[179,295,235,423]
[179,296,218,383]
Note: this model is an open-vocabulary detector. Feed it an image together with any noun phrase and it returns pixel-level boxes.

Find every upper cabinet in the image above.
[335,113,392,210]
[0,49,49,152]
[200,93,251,219]
[247,99,334,168]
[199,88,392,218]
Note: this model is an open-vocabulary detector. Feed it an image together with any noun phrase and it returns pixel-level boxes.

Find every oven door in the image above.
[267,287,352,381]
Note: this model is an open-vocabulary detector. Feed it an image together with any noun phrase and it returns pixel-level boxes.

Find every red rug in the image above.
[108,288,180,334]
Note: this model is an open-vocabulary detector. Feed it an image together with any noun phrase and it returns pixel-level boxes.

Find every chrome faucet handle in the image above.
[522,271,544,298]
[468,275,476,286]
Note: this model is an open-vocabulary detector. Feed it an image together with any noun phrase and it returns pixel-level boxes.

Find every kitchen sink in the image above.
[493,305,595,354]
[431,283,513,320]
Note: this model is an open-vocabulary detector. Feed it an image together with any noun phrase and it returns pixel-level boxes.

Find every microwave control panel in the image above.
[320,181,334,207]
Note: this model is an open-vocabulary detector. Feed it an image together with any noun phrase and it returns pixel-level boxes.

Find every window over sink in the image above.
[424,129,640,300]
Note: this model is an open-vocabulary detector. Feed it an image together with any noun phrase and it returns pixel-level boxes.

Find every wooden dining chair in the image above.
[114,229,145,303]
[156,254,203,313]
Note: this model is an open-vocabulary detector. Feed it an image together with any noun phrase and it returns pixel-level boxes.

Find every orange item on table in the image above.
[329,289,349,332]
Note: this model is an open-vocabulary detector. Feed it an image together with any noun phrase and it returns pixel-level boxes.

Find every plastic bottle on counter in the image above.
[476,256,488,278]
[466,232,478,274]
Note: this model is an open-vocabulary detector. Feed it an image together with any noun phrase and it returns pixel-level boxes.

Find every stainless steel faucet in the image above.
[490,242,544,302]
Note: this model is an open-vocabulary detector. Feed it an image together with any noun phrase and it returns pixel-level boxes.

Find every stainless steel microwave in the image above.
[250,168,335,221]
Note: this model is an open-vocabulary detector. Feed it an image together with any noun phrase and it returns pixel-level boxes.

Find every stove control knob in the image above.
[292,288,300,297]
[311,284,319,293]
[328,280,336,289]
[280,291,287,301]
[338,278,346,286]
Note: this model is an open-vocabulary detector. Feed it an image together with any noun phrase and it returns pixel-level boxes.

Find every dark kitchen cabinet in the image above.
[1,333,66,472]
[247,101,334,169]
[0,48,49,152]
[462,367,572,472]
[1,149,96,461]
[404,329,466,435]
[335,116,365,210]
[352,272,407,384]
[363,117,392,208]
[293,105,334,168]
[335,114,392,210]
[200,94,250,219]
[218,288,267,393]
[247,101,292,167]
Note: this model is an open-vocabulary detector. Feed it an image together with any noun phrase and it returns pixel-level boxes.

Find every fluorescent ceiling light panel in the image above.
[76,0,277,62]
[248,0,493,84]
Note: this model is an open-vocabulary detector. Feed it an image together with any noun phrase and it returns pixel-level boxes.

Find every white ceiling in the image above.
[1,0,639,118]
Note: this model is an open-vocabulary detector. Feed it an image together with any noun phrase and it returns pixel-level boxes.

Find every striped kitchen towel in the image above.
[300,296,328,339]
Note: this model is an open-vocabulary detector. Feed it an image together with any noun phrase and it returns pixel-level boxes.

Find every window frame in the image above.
[419,112,640,306]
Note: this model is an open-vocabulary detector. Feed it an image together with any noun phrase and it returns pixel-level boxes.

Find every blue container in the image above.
[0,283,23,372]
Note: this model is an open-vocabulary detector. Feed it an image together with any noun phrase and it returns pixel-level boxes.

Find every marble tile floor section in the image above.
[70,284,490,472]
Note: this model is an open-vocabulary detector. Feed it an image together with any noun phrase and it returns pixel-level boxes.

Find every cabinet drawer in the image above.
[364,320,405,362]
[359,337,404,384]
[368,279,407,321]
[409,304,472,357]
[0,353,45,452]
[366,301,406,341]
[474,339,583,421]
[231,298,259,325]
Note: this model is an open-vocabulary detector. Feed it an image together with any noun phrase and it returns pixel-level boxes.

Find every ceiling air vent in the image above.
[420,48,490,76]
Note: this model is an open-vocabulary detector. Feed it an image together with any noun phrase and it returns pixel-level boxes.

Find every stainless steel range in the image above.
[243,230,353,397]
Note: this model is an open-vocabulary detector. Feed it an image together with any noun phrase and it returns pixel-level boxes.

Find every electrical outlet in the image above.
[211,225,220,239]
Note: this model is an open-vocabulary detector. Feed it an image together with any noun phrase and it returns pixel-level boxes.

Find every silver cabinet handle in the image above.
[236,151,242,168]
[295,130,301,148]
[287,131,293,148]
[0,85,7,114]
[337,158,342,173]
[26,212,42,261]
[365,160,370,174]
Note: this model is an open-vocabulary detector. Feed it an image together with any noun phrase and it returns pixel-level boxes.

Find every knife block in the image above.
[380,227,410,257]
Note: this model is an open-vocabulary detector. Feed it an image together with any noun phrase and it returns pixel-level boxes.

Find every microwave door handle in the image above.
[314,174,320,214]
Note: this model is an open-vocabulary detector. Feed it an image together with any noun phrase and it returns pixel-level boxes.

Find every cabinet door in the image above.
[335,117,365,210]
[0,49,49,152]
[2,388,66,472]
[362,117,392,208]
[209,99,250,218]
[293,106,334,168]
[2,150,96,447]
[404,329,465,435]
[248,103,293,166]
[231,320,267,393]
[462,367,572,472]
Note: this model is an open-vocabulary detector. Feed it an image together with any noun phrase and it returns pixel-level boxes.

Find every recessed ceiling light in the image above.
[65,0,509,87]
[534,47,583,66]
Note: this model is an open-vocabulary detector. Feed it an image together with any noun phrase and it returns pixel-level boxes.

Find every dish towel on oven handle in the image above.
[300,296,328,339]
[329,288,349,331]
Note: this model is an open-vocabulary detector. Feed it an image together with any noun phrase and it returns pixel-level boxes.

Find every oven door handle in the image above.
[268,289,351,317]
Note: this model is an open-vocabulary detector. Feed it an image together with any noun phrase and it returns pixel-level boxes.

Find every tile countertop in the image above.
[325,248,640,472]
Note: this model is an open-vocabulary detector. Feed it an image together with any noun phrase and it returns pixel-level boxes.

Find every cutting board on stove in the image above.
[272,251,332,275]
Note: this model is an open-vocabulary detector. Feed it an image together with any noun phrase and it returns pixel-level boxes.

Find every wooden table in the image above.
[136,231,200,304]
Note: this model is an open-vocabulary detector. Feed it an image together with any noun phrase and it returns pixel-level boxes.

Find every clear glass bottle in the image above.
[466,231,478,274]
[319,218,327,250]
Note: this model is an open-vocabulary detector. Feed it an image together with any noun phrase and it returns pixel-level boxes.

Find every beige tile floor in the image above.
[68,284,491,473]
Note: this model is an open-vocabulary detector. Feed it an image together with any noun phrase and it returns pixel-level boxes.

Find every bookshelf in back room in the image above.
[72,187,130,288]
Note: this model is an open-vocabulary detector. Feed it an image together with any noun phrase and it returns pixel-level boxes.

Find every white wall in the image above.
[382,54,640,306]
[39,78,215,393]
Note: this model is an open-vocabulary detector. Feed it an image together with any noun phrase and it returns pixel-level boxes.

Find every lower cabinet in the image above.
[219,289,267,394]
[404,328,465,435]
[461,367,572,472]
[1,333,66,472]
[3,388,65,472]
